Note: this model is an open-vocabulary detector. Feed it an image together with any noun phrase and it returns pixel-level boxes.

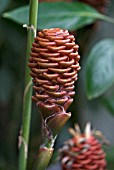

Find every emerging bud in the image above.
[60,123,109,170]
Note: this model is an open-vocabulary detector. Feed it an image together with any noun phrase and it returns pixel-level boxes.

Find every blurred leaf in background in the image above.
[3,2,114,31]
[0,0,10,14]
[101,89,114,116]
[86,39,114,99]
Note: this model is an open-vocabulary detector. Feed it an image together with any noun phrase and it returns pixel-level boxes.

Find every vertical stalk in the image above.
[18,1,38,170]
[35,147,54,170]
[35,113,71,170]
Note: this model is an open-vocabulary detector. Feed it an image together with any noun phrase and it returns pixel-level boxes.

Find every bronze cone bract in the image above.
[60,124,107,170]
[29,28,80,140]
[29,28,80,113]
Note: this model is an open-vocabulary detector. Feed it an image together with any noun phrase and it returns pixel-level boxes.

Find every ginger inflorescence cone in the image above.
[28,28,80,145]
[60,123,108,170]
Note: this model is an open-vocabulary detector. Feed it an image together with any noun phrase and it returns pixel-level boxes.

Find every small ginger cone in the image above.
[28,28,80,142]
[78,0,110,14]
[60,123,109,170]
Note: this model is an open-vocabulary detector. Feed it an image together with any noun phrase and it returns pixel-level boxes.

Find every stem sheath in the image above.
[18,1,38,170]
[35,147,54,170]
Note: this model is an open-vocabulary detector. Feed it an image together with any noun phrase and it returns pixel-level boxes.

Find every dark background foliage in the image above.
[0,0,114,169]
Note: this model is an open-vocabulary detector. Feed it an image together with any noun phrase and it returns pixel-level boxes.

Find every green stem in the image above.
[35,147,54,170]
[18,1,38,170]
[34,112,71,170]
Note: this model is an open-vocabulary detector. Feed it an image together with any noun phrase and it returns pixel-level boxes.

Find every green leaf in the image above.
[3,6,29,24]
[102,94,114,116]
[3,2,114,30]
[0,0,10,14]
[86,39,114,99]
[38,2,98,30]
[3,5,29,25]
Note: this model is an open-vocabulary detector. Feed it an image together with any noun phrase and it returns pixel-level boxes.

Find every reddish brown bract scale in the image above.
[28,28,80,113]
[60,128,107,170]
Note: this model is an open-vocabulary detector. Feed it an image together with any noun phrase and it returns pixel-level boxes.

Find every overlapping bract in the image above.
[29,28,80,118]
